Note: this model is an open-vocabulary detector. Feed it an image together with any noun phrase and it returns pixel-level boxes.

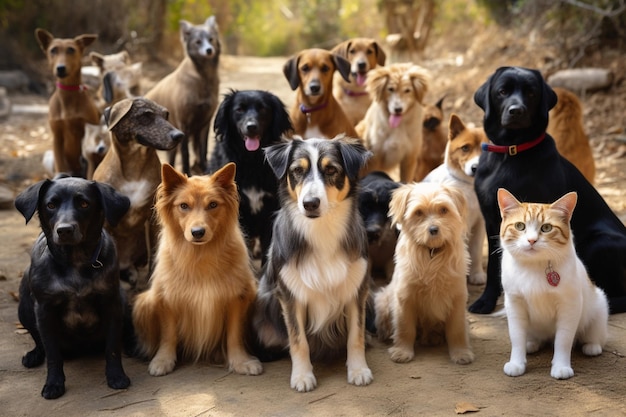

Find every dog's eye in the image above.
[439,207,448,215]
[461,145,470,153]
[349,48,356,55]
[414,209,423,217]
[78,200,89,209]
[138,113,152,125]
[46,202,56,210]
[324,166,338,176]
[387,86,395,93]
[498,88,509,96]
[50,47,58,55]
[540,223,552,233]
[404,87,412,94]
[66,47,76,55]
[180,203,189,210]
[514,222,525,231]
[366,49,374,55]
[208,201,218,209]
[300,64,310,73]
[292,166,305,176]
[321,64,330,73]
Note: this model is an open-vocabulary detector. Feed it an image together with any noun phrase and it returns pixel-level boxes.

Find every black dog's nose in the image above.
[56,224,75,239]
[303,197,320,212]
[367,227,382,243]
[508,104,525,116]
[471,163,478,174]
[428,225,439,236]
[245,121,259,135]
[170,129,185,142]
[191,227,205,238]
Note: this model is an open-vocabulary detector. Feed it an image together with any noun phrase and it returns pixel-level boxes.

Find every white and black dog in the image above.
[253,135,373,392]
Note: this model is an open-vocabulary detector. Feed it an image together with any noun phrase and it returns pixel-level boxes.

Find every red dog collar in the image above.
[56,82,88,92]
[481,132,546,156]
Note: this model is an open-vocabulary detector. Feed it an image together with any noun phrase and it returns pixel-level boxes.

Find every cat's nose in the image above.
[527,238,536,245]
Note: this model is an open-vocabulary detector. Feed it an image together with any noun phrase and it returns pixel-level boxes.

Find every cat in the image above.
[497,188,609,380]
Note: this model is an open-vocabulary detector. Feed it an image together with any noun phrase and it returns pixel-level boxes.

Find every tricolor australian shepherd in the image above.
[253,135,373,392]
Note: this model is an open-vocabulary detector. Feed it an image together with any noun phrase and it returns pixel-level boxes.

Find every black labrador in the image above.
[15,175,131,399]
[470,66,626,314]
[207,89,293,264]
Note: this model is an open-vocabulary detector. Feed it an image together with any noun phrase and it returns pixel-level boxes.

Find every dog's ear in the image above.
[333,54,352,83]
[105,98,134,130]
[214,90,236,141]
[264,140,293,179]
[435,95,445,110]
[372,41,387,66]
[212,162,237,192]
[330,40,350,59]
[539,71,558,112]
[94,182,130,227]
[408,66,429,104]
[448,114,467,141]
[388,184,412,227]
[205,15,218,30]
[14,179,52,224]
[283,55,300,91]
[90,52,105,70]
[474,67,508,120]
[268,93,293,139]
[180,20,193,42]
[496,188,522,217]
[366,67,389,102]
[335,136,372,180]
[75,34,98,51]
[160,163,187,193]
[445,185,467,221]
[34,28,54,53]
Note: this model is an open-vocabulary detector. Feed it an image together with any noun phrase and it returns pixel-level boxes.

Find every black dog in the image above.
[207,89,292,263]
[470,66,626,314]
[15,175,131,399]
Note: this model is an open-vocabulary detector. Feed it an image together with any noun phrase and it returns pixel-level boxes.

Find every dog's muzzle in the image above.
[54,223,82,244]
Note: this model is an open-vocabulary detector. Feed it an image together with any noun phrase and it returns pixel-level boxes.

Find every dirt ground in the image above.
[1,46,626,416]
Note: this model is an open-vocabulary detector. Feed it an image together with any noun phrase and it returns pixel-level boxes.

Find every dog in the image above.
[358,171,400,282]
[15,175,131,399]
[35,28,101,177]
[207,89,293,263]
[423,114,488,285]
[283,48,358,139]
[132,162,263,377]
[374,182,474,365]
[93,98,184,289]
[547,86,596,184]
[81,119,110,180]
[356,63,429,182]
[330,38,387,126]
[253,136,373,392]
[89,50,142,111]
[470,66,626,314]
[414,95,447,181]
[145,16,220,175]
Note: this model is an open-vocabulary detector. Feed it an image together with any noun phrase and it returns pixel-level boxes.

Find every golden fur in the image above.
[356,63,429,182]
[132,163,262,376]
[414,96,447,181]
[374,182,474,364]
[547,87,595,184]
[331,38,387,126]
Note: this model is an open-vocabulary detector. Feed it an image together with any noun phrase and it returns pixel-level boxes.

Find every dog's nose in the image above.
[309,82,321,94]
[170,129,185,142]
[357,61,367,71]
[393,107,403,115]
[245,121,259,135]
[508,104,525,116]
[96,143,107,154]
[471,164,478,175]
[56,65,67,78]
[56,224,75,239]
[428,225,439,236]
[303,197,320,212]
[367,227,381,243]
[191,227,205,239]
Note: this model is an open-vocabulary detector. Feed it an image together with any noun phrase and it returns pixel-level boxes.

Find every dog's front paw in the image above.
[148,356,176,376]
[41,381,65,400]
[388,345,414,363]
[348,366,373,386]
[107,372,131,389]
[450,348,474,365]
[22,348,45,368]
[468,293,497,314]
[230,357,263,376]
[291,371,317,392]
[503,361,526,377]
[551,365,574,380]
[582,343,602,356]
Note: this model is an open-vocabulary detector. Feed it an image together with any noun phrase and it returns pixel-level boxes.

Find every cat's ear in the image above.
[497,188,521,216]
[550,192,577,222]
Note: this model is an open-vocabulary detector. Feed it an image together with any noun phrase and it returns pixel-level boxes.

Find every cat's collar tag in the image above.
[545,261,561,287]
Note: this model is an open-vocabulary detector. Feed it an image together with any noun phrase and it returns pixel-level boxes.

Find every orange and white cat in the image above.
[497,188,609,380]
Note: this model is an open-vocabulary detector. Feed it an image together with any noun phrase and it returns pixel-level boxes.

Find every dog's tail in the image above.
[131,289,162,358]
[373,286,394,342]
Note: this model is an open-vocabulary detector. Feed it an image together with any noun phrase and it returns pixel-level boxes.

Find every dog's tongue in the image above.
[356,73,367,86]
[244,136,260,151]
[389,114,402,128]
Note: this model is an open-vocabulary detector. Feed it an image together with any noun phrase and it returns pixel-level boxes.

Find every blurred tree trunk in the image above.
[382,0,435,63]
[142,0,167,61]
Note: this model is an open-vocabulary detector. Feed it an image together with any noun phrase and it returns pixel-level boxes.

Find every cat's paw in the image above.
[551,365,574,380]
[503,361,526,377]
[582,343,602,356]
[348,366,373,386]
[450,348,475,365]
[388,345,414,363]
[291,371,317,392]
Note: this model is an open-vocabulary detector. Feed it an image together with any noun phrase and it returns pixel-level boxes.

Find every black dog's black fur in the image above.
[15,175,131,399]
[470,66,626,314]
[207,89,292,263]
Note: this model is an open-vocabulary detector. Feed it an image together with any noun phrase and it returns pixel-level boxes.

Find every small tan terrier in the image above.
[374,182,474,365]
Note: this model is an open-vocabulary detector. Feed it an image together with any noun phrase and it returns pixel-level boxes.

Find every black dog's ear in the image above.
[14,179,52,224]
[94,182,130,227]
[268,93,293,139]
[474,67,510,120]
[336,136,372,180]
[214,90,236,141]
[539,72,558,112]
[283,55,300,91]
[333,54,352,83]
[264,139,294,179]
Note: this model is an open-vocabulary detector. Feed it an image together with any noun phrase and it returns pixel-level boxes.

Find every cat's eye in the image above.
[541,223,553,233]
[514,222,525,231]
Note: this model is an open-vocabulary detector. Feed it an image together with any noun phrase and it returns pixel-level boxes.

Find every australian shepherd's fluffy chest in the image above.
[253,136,374,392]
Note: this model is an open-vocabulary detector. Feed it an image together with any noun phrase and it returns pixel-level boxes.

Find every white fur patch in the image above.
[120,180,153,208]
[243,187,269,214]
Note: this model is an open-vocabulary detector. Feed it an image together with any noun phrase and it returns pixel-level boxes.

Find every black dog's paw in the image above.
[22,348,45,368]
[107,372,131,390]
[468,294,497,314]
[41,382,65,399]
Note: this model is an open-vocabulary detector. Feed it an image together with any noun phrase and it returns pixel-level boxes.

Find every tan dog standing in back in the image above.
[547,87,595,184]
[357,63,429,182]
[35,28,100,177]
[90,51,142,111]
[331,38,387,126]
[93,98,184,290]
[284,48,357,139]
[414,96,447,181]
[146,16,220,176]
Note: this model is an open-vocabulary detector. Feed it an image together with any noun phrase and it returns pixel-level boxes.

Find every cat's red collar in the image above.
[481,132,546,156]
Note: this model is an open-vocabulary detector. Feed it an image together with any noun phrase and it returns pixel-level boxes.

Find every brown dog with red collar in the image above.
[36,28,100,177]
[283,48,358,139]
[331,38,387,126]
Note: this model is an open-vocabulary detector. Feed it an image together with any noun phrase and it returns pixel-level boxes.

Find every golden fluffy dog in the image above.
[414,96,447,181]
[284,48,357,139]
[356,63,429,182]
[132,163,263,377]
[547,87,595,184]
[331,38,387,126]
[374,182,474,365]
